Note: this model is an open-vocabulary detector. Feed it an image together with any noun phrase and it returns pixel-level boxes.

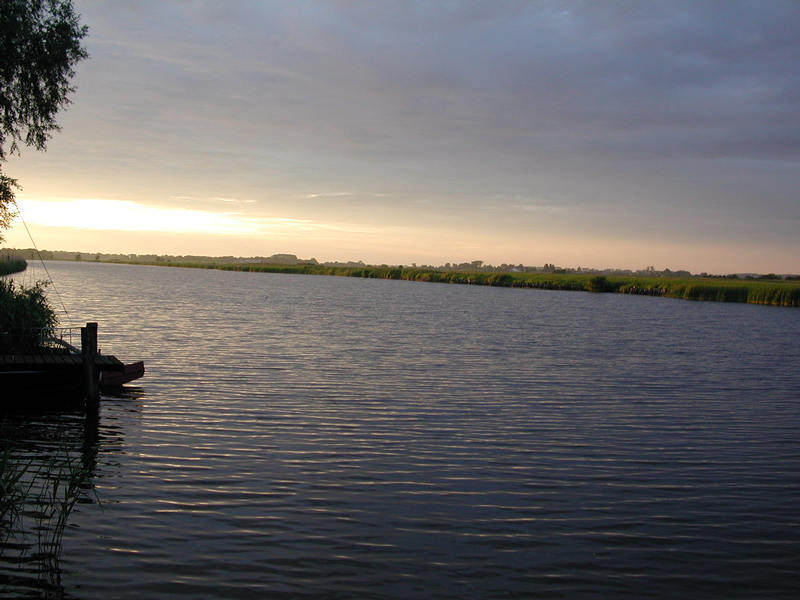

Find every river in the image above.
[2,260,800,598]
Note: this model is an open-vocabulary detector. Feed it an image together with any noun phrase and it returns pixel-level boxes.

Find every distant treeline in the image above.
[0,257,26,276]
[7,247,800,280]
[89,260,800,307]
[4,248,799,306]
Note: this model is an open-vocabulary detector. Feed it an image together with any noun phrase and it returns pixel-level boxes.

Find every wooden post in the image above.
[81,322,99,405]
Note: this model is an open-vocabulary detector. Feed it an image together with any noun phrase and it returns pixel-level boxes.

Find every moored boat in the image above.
[1,325,145,407]
[100,360,145,387]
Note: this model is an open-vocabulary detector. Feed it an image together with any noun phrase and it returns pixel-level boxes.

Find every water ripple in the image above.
[3,262,799,599]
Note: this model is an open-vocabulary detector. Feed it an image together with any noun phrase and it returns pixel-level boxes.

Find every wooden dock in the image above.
[1,323,126,407]
[0,350,123,369]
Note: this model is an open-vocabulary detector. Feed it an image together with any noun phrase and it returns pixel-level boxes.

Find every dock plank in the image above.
[1,352,126,371]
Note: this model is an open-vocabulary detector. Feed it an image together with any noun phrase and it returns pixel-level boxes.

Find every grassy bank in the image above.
[0,258,26,276]
[92,259,800,307]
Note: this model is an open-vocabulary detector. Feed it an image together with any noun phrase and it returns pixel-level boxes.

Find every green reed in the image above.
[0,446,32,538]
[93,258,800,307]
[616,277,800,307]
[1,441,96,592]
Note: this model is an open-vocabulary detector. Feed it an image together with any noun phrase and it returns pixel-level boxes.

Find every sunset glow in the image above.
[2,1,799,273]
[17,198,261,235]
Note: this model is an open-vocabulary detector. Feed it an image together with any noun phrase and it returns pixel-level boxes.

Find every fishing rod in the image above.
[13,199,70,317]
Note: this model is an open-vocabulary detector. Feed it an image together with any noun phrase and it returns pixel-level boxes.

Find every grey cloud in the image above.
[76,1,800,164]
[58,0,800,252]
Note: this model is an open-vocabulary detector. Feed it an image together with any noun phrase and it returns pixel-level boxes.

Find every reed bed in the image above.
[215,265,800,306]
[98,259,800,307]
[613,276,800,306]
[0,258,26,277]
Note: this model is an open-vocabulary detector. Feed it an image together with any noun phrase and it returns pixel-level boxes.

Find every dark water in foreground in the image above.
[3,261,800,598]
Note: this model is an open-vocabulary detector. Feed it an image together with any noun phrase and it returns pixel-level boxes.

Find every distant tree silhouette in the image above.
[0,0,87,240]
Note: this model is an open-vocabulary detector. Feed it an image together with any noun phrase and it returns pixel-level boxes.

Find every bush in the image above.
[0,280,58,349]
[586,275,614,293]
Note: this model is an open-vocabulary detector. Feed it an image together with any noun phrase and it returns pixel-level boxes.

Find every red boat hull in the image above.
[100,361,145,387]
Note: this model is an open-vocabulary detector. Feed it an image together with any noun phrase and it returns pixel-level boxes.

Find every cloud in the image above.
[210,197,256,204]
[304,192,357,199]
[72,1,800,176]
[170,195,255,204]
[13,0,799,271]
[303,192,387,199]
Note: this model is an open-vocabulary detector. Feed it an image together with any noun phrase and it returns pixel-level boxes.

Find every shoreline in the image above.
[47,259,800,308]
[0,258,26,277]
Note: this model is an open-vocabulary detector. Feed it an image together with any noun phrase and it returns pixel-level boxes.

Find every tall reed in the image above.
[0,258,26,276]
[92,258,800,307]
[0,447,32,540]
[0,441,96,594]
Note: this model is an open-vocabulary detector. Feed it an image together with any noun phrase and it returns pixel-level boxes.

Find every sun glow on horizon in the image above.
[15,197,262,235]
[5,195,400,259]
[4,196,797,275]
[10,196,382,239]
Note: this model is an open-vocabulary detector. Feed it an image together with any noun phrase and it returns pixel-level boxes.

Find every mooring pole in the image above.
[81,322,99,405]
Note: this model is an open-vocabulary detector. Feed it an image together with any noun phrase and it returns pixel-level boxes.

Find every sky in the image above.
[3,0,800,273]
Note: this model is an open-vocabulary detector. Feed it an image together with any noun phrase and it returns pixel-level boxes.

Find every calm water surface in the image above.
[3,261,800,598]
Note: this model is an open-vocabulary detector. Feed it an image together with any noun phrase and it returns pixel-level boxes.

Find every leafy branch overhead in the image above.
[0,175,18,243]
[0,0,88,161]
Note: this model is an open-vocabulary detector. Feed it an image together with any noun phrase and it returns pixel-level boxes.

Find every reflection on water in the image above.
[0,410,95,597]
[5,261,800,599]
[0,392,136,598]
